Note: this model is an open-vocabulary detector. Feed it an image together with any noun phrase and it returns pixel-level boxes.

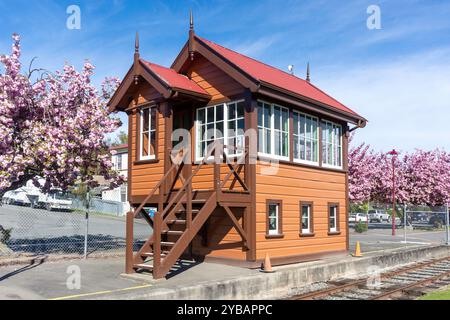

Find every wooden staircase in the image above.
[125,142,250,279]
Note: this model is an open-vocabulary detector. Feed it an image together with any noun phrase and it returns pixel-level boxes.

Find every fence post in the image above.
[403,204,407,244]
[84,192,90,259]
[446,203,449,246]
[125,211,134,274]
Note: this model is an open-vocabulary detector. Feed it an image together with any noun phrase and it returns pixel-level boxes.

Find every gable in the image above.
[186,55,245,103]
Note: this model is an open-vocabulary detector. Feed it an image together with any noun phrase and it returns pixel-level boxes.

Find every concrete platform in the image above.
[1,244,449,300]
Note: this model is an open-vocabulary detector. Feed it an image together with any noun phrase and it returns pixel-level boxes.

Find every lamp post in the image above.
[387,149,399,236]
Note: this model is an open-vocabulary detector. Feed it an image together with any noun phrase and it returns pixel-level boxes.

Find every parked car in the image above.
[387,216,402,225]
[368,209,390,223]
[38,189,73,211]
[411,212,428,223]
[428,213,449,228]
[349,213,368,223]
[4,190,31,206]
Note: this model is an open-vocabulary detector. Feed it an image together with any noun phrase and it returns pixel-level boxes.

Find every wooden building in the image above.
[108,15,367,279]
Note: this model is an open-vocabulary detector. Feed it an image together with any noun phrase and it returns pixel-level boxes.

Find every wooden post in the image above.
[185,162,193,232]
[153,211,162,278]
[158,184,164,223]
[214,145,221,202]
[125,211,134,274]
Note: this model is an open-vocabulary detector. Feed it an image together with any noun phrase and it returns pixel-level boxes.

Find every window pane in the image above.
[216,121,224,138]
[216,104,224,122]
[142,132,149,156]
[228,103,236,119]
[207,107,214,123]
[142,109,149,132]
[294,135,299,159]
[282,108,289,132]
[237,118,244,131]
[274,107,281,130]
[263,105,270,128]
[236,101,245,118]
[258,106,263,127]
[265,129,271,154]
[206,123,214,139]
[274,131,281,155]
[228,120,236,135]
[150,107,156,130]
[268,204,278,232]
[302,205,310,231]
[198,108,205,124]
[282,133,288,157]
[150,131,156,155]
[258,128,264,153]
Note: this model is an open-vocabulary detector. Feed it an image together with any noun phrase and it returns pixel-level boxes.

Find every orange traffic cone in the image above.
[261,253,275,273]
[352,241,363,257]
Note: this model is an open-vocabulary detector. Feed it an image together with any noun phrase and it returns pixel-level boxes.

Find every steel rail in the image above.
[291,256,450,300]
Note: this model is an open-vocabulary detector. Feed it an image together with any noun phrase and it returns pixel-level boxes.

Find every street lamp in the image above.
[387,149,399,236]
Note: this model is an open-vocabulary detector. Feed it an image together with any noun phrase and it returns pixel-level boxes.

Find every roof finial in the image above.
[135,31,140,54]
[306,62,311,82]
[188,10,195,61]
[190,9,194,31]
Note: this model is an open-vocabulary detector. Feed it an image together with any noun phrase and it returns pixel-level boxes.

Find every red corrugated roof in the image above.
[140,59,209,96]
[196,36,361,117]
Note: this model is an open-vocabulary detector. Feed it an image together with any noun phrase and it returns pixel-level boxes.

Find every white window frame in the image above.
[116,154,123,171]
[321,120,343,169]
[268,203,280,235]
[293,111,319,166]
[301,203,312,234]
[329,205,338,232]
[257,100,290,161]
[195,100,245,162]
[139,105,157,161]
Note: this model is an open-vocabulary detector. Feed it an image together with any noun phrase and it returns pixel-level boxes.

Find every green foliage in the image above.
[354,221,368,233]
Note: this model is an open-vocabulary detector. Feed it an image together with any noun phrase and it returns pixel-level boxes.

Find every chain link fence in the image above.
[0,192,151,259]
[349,202,450,251]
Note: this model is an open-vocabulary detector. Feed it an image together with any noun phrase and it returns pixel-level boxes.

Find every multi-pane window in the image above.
[258,101,272,155]
[267,202,280,235]
[196,104,224,158]
[116,154,122,170]
[322,120,342,168]
[294,112,319,164]
[140,106,157,160]
[227,101,245,155]
[301,203,312,234]
[329,205,338,232]
[196,101,245,159]
[257,101,289,159]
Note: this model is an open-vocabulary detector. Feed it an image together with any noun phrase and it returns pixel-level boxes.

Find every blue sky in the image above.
[1,0,449,153]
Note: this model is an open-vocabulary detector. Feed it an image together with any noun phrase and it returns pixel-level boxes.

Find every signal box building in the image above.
[108,16,366,279]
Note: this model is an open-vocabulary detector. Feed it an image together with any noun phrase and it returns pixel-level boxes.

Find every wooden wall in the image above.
[187,55,243,102]
[129,83,166,200]
[255,161,347,259]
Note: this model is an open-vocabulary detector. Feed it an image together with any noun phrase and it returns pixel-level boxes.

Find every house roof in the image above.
[109,144,128,151]
[140,59,209,96]
[195,36,362,119]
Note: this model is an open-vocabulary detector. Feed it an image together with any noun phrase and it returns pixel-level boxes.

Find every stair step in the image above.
[161,241,175,247]
[182,199,206,204]
[176,209,200,214]
[167,219,186,225]
[133,263,153,271]
[162,230,184,236]
[141,252,168,257]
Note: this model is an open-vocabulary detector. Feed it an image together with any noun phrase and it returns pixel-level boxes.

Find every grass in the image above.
[419,286,450,300]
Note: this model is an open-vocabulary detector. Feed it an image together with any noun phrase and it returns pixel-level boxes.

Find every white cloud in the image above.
[316,47,450,152]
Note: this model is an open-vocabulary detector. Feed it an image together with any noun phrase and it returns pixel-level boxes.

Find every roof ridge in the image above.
[196,35,309,83]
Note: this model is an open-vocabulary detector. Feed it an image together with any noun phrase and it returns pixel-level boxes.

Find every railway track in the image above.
[290,257,450,300]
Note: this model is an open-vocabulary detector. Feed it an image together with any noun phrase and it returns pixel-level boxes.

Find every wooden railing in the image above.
[126,141,249,275]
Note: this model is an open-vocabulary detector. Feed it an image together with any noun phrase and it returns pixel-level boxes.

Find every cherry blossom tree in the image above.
[349,140,450,207]
[0,34,123,197]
